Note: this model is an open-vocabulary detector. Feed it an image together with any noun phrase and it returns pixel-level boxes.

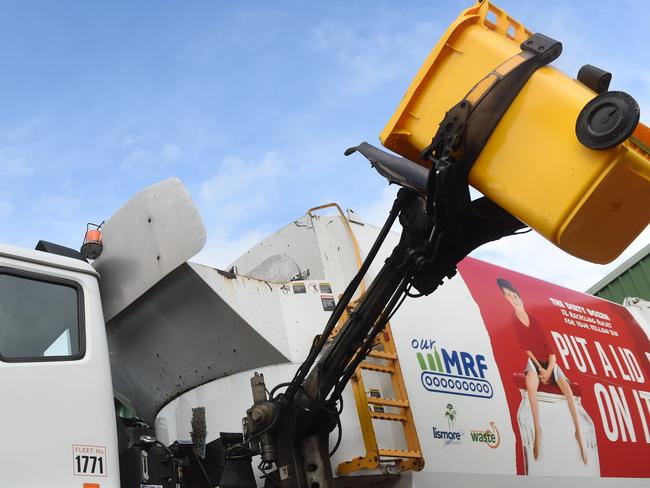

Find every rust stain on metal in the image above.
[217,268,237,279]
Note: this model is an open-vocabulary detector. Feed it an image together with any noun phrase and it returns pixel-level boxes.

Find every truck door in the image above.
[0,258,119,487]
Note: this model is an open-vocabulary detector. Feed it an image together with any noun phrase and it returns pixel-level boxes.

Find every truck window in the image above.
[0,271,84,361]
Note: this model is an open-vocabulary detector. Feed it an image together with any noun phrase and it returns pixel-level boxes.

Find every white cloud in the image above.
[1,116,47,143]
[200,151,284,223]
[122,132,150,146]
[120,147,152,171]
[0,201,13,219]
[193,227,266,269]
[0,121,38,176]
[161,144,181,163]
[473,226,650,292]
[352,184,398,227]
[192,151,286,268]
[0,154,32,176]
[119,140,182,170]
[310,18,437,95]
[35,193,81,216]
[635,70,650,124]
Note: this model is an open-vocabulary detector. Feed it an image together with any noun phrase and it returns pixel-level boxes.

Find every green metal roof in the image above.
[587,243,650,304]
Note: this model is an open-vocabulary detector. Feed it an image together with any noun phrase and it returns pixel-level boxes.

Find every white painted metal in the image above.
[93,177,207,321]
[190,262,341,363]
[624,299,650,370]
[0,251,119,487]
[0,186,647,487]
[231,214,325,281]
[156,209,650,488]
[0,241,99,278]
[625,298,650,337]
[106,263,290,422]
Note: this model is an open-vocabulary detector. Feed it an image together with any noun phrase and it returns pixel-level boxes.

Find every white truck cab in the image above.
[0,243,119,487]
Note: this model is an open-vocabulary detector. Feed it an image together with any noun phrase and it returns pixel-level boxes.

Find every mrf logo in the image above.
[412,338,493,399]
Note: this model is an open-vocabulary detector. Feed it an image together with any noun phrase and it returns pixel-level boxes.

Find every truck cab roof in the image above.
[0,242,99,278]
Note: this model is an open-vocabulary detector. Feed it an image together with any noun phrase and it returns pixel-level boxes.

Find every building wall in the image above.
[587,244,650,304]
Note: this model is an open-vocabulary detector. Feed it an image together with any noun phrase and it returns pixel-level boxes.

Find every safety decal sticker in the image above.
[72,444,107,477]
[292,282,306,294]
[319,282,332,294]
[321,294,336,311]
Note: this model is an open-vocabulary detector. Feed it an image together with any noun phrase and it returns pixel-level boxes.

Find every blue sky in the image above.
[0,0,647,291]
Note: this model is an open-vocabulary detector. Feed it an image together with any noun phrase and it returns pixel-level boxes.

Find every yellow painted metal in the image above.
[381,0,531,163]
[369,411,407,422]
[359,361,395,373]
[334,320,425,475]
[380,0,649,264]
[379,325,424,472]
[378,449,422,459]
[336,320,425,475]
[367,397,409,408]
[632,123,650,155]
[367,350,397,360]
[336,306,381,476]
[305,204,424,475]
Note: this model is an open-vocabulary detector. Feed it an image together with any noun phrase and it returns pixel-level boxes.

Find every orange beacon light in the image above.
[80,221,104,260]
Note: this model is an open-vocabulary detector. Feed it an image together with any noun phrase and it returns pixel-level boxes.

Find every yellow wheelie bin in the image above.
[381,0,649,264]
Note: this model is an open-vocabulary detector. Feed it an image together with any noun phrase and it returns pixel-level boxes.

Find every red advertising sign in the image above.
[458,257,650,477]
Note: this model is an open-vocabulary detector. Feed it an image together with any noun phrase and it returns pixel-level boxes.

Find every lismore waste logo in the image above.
[433,403,463,447]
[412,338,493,399]
[470,422,501,449]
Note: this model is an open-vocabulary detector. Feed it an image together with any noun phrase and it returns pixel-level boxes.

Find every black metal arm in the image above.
[240,31,562,488]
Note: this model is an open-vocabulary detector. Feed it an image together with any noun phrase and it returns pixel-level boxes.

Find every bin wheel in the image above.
[576,91,639,150]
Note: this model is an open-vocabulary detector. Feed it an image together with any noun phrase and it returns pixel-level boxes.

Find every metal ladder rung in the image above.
[378,449,422,459]
[359,361,395,373]
[369,411,406,422]
[366,397,409,408]
[367,350,397,360]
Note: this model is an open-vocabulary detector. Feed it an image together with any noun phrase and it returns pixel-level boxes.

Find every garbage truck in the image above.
[0,1,648,487]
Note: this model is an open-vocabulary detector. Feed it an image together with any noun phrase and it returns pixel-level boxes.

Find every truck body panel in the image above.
[155,213,650,485]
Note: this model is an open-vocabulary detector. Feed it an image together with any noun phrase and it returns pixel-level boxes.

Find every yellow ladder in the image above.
[335,306,424,474]
[305,204,424,475]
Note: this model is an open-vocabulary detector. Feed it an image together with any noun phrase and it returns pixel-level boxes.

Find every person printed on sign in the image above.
[497,278,588,465]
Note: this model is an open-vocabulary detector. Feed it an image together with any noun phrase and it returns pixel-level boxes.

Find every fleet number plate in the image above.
[72,444,107,477]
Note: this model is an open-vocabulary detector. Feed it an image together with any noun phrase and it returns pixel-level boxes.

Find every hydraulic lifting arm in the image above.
[236,32,568,488]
